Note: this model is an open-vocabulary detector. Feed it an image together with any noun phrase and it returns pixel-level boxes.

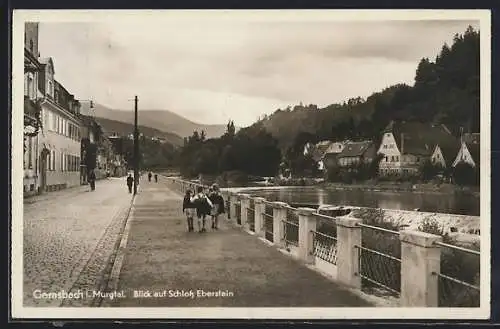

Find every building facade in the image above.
[37,59,83,191]
[23,23,43,196]
[337,141,376,168]
[378,121,455,177]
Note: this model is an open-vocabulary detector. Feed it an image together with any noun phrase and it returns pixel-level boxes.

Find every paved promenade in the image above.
[107,179,372,307]
[23,177,134,306]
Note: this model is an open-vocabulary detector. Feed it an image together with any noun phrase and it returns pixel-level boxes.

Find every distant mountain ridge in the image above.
[93,117,184,147]
[80,101,228,139]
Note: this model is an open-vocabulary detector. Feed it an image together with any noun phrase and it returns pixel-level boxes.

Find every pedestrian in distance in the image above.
[88,170,96,191]
[208,184,225,230]
[126,173,134,193]
[190,186,213,233]
[183,189,196,232]
[154,173,158,183]
[148,171,152,182]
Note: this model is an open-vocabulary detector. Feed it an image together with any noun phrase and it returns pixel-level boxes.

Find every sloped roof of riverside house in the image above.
[325,140,349,154]
[383,121,455,156]
[338,141,373,158]
[310,140,333,162]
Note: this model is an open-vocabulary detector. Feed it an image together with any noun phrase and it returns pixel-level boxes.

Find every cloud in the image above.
[36,17,479,126]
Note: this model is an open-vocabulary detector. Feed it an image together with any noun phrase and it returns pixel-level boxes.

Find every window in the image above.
[391,156,395,162]
[395,156,399,162]
[48,80,53,97]
[383,144,387,149]
[52,150,56,171]
[28,76,34,99]
[385,156,388,162]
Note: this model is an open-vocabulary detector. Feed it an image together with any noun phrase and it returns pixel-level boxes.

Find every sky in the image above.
[36,14,479,127]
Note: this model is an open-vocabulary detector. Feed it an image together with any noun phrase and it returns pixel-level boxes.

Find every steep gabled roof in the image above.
[385,121,455,156]
[338,141,373,158]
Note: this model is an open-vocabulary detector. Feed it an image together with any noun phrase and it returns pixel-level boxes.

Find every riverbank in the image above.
[269,178,480,197]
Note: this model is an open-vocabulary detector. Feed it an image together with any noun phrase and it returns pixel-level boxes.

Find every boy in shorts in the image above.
[191,186,213,233]
[182,189,196,232]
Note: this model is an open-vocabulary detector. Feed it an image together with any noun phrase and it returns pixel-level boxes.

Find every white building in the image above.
[38,58,83,191]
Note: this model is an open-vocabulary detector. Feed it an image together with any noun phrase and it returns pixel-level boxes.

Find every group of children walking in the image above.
[182,184,225,233]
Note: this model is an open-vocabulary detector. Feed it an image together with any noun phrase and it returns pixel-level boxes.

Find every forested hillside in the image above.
[258,26,480,151]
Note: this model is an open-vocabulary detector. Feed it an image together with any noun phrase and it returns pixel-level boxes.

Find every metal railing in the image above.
[247,198,255,231]
[434,241,480,307]
[263,202,274,242]
[235,200,241,225]
[311,212,338,264]
[356,223,401,297]
[311,230,338,265]
[283,206,299,247]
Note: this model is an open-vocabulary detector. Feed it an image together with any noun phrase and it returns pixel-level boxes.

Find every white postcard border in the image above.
[11,9,491,320]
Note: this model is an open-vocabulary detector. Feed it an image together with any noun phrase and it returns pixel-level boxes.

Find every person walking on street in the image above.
[191,186,213,233]
[126,174,134,193]
[148,171,152,182]
[88,170,96,191]
[154,173,158,183]
[209,184,225,230]
[183,189,196,232]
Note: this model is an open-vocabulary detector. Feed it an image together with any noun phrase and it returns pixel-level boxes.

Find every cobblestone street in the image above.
[23,177,134,307]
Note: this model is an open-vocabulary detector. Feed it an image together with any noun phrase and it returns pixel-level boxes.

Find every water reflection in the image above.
[243,187,479,216]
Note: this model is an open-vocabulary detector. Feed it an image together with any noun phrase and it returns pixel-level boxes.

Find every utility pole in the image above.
[133,95,139,195]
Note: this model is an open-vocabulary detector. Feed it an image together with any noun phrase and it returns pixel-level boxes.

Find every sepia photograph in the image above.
[12,9,490,319]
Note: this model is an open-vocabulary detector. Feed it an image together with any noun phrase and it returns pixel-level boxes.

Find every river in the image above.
[238,187,480,216]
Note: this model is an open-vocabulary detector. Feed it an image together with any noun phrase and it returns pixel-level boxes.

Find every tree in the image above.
[452,162,478,186]
[225,120,236,138]
[420,160,440,182]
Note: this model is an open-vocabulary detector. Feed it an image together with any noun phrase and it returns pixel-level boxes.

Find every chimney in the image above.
[460,126,464,143]
[400,133,404,154]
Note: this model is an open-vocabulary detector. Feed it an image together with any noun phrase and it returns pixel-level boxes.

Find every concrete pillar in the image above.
[400,230,442,307]
[254,197,266,237]
[272,202,288,248]
[229,194,238,222]
[298,207,317,264]
[239,194,250,228]
[336,217,362,289]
